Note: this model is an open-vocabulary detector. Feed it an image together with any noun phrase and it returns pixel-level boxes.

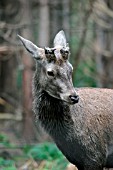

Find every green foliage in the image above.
[73,58,97,87]
[24,142,63,160]
[2,167,17,170]
[0,134,68,170]
[0,158,16,170]
[23,142,68,170]
[0,134,16,149]
[0,134,11,147]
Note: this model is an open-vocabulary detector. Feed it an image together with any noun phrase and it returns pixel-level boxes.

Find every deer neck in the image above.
[33,70,72,137]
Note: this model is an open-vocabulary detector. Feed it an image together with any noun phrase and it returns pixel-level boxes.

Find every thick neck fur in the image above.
[32,64,73,139]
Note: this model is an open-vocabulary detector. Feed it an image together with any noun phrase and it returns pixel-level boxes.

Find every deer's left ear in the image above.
[54,30,67,47]
[18,35,44,60]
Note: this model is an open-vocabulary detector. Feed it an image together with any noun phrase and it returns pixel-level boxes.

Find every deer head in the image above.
[18,30,79,104]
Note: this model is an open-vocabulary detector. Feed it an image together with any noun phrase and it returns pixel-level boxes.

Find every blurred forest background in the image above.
[0,0,113,169]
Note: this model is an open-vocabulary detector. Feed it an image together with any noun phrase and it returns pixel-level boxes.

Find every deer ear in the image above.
[54,30,67,47]
[18,35,44,60]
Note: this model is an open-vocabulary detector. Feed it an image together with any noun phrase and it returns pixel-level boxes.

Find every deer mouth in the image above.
[44,90,79,105]
[65,98,79,105]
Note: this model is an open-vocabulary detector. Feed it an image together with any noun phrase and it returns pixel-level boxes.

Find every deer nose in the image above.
[69,94,79,104]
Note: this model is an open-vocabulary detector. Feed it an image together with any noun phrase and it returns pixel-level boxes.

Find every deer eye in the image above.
[47,71,55,77]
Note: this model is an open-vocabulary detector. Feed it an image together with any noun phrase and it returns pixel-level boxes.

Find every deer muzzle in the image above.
[60,90,79,104]
[69,94,79,104]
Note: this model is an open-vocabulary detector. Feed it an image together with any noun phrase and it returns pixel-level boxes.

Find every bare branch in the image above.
[0,113,22,121]
[0,21,38,30]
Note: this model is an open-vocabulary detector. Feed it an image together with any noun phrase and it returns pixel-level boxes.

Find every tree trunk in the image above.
[50,0,63,44]
[38,0,50,47]
[95,0,113,88]
[20,0,36,142]
[62,0,70,40]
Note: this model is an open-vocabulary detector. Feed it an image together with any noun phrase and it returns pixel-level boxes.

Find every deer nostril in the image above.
[69,95,79,104]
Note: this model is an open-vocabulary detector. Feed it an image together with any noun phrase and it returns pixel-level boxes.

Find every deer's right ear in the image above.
[18,35,44,60]
[54,30,67,47]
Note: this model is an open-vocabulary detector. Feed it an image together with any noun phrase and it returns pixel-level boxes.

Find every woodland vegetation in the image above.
[0,0,113,169]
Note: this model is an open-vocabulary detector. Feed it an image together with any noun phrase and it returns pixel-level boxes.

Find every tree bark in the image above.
[95,0,113,88]
[50,0,63,44]
[62,0,70,40]
[20,0,36,142]
[38,0,50,47]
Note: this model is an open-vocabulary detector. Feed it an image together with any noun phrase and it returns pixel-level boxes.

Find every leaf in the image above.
[27,142,64,161]
[2,166,17,170]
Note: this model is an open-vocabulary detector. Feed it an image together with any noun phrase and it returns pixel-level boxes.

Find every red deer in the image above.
[18,31,113,170]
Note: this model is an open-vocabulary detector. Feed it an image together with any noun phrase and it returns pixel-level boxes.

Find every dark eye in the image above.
[47,71,55,77]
